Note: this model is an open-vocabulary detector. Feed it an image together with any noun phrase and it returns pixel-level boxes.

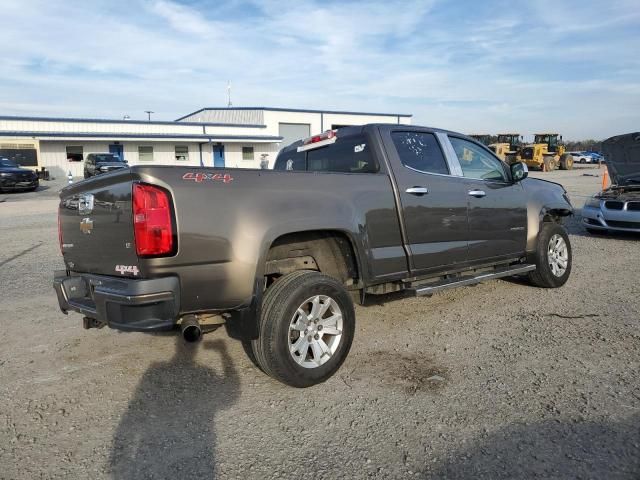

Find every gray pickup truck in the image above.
[54,124,573,387]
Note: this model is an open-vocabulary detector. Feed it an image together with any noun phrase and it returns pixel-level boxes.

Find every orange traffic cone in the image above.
[601,167,609,191]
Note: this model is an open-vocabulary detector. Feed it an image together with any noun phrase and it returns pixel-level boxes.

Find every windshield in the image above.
[498,135,519,145]
[0,158,18,168]
[94,154,124,162]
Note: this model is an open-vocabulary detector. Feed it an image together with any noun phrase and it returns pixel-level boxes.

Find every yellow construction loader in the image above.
[520,133,573,171]
[489,133,523,164]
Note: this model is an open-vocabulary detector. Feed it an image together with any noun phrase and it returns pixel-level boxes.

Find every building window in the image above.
[138,146,153,162]
[175,145,188,161]
[242,146,254,161]
[66,146,83,162]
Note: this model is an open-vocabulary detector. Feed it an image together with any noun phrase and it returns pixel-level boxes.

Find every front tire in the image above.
[559,154,573,170]
[251,270,355,388]
[528,223,572,288]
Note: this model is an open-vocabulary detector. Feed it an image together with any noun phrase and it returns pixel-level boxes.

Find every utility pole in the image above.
[145,110,154,121]
[227,81,232,108]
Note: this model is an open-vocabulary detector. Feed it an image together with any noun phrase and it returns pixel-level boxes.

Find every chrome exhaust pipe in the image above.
[181,315,202,343]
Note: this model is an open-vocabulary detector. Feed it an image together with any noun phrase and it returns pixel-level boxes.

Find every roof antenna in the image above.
[227,81,232,108]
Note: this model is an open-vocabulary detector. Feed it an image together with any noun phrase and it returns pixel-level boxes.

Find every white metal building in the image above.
[0,107,412,178]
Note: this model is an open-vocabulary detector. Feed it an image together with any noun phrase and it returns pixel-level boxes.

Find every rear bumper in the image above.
[53,271,180,332]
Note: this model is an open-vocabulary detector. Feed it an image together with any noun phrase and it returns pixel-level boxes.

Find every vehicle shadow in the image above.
[423,415,640,479]
[109,337,240,479]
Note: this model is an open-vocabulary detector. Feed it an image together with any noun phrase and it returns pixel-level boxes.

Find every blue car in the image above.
[584,151,604,163]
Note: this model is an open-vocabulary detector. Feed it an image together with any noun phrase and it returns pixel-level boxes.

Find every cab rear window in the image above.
[274,134,377,173]
[274,149,306,171]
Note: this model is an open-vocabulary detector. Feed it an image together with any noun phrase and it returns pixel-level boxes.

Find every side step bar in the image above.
[408,264,536,297]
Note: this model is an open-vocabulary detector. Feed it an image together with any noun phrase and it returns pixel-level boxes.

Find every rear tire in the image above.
[528,223,572,288]
[251,270,355,388]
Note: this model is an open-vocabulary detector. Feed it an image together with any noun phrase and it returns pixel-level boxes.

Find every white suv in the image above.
[568,151,593,164]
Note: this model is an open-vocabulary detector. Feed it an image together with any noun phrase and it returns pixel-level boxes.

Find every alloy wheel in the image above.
[288,295,343,369]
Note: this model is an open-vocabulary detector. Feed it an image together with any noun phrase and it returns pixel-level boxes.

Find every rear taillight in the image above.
[132,183,175,257]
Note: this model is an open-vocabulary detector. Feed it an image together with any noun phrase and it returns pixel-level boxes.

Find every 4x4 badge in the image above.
[80,217,93,234]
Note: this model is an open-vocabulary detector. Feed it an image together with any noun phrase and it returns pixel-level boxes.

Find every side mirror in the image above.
[511,162,528,182]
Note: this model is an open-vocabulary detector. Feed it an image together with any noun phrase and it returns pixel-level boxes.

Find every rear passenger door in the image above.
[381,128,468,273]
[447,136,527,261]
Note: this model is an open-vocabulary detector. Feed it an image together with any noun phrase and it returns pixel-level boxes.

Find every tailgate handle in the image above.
[406,187,429,196]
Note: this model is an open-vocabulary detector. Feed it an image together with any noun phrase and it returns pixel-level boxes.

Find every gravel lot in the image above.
[1,166,639,479]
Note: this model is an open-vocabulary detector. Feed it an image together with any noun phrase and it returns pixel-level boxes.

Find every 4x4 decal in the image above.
[182,172,233,184]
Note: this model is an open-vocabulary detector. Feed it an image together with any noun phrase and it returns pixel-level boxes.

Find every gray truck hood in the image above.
[602,132,640,186]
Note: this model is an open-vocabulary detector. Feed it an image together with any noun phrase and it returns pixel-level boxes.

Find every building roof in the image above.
[0,131,283,143]
[175,106,413,122]
[0,115,265,129]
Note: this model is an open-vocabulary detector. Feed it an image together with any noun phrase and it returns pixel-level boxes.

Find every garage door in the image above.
[0,143,38,167]
[279,123,311,147]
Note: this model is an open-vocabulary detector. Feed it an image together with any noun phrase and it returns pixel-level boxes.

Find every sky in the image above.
[1,0,638,140]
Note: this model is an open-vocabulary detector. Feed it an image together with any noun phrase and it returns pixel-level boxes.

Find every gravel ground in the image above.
[1,166,639,479]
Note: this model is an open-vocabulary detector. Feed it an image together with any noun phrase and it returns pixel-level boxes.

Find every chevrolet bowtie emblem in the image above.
[80,217,93,234]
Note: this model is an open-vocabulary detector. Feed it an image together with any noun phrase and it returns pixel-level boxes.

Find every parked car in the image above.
[54,124,574,387]
[583,133,640,233]
[585,151,605,163]
[568,151,593,164]
[83,153,128,178]
[0,157,39,192]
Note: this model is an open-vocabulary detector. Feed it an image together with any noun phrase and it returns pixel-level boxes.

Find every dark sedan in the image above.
[0,157,39,192]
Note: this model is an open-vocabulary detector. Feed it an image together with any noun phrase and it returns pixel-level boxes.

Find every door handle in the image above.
[406,187,429,195]
[468,189,486,198]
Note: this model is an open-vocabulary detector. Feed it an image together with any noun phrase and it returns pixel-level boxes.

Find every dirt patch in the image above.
[343,350,448,394]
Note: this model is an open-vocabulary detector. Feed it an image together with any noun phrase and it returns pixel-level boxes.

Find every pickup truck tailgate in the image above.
[59,171,139,277]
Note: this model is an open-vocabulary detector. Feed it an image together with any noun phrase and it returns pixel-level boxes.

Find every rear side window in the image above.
[307,135,376,173]
[392,131,449,175]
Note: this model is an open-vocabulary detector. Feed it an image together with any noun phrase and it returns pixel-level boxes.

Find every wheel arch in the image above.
[526,205,572,253]
[263,229,362,287]
[226,229,364,342]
